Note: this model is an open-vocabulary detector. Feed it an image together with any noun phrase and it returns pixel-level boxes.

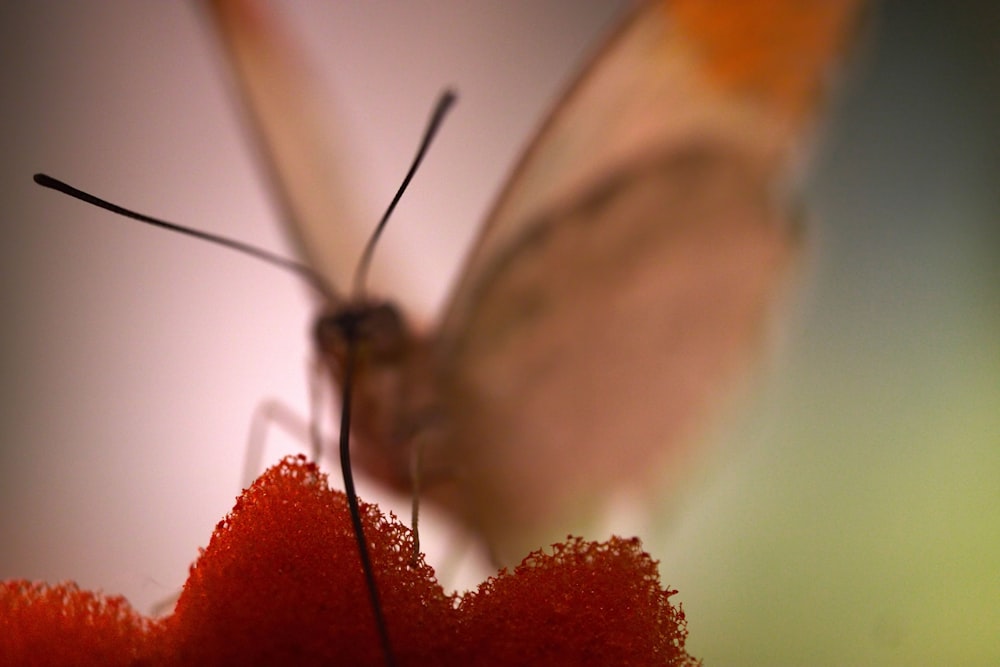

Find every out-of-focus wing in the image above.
[206,0,369,301]
[431,0,862,564]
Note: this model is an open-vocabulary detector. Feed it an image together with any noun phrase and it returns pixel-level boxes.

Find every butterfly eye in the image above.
[315,302,408,366]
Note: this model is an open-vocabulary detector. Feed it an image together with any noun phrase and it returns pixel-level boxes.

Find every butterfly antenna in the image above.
[32,173,335,301]
[337,312,397,666]
[351,89,457,298]
[334,90,456,665]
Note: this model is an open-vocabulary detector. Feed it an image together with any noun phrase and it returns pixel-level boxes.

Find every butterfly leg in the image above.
[242,398,319,487]
[243,358,337,488]
[409,434,425,566]
[148,589,181,619]
[307,357,330,464]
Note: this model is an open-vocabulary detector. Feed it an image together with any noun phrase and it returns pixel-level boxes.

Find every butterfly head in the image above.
[314,300,439,491]
[315,301,410,370]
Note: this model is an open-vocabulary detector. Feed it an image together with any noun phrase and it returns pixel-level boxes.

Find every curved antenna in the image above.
[335,90,456,667]
[351,89,457,298]
[32,173,335,301]
[337,314,396,665]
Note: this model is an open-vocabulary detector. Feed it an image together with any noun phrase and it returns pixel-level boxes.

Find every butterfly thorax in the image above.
[314,301,447,494]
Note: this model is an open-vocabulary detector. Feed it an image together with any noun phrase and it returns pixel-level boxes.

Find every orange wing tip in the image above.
[2,455,701,666]
[670,0,864,124]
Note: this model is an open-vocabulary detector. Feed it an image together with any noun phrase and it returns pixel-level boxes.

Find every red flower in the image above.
[3,456,700,666]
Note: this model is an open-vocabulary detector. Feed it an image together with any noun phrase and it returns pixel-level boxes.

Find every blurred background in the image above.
[1,2,996,665]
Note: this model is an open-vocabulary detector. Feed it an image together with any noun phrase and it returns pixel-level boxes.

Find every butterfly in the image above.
[206,0,862,566]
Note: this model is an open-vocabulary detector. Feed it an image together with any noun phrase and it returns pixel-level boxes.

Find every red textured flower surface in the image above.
[2,456,701,666]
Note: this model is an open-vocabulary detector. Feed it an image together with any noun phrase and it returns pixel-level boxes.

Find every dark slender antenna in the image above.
[338,316,396,666]
[32,173,333,300]
[351,89,456,298]
[338,89,457,667]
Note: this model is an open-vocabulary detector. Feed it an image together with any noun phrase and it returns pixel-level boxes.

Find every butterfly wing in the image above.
[207,0,370,301]
[429,0,862,564]
[206,0,861,564]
